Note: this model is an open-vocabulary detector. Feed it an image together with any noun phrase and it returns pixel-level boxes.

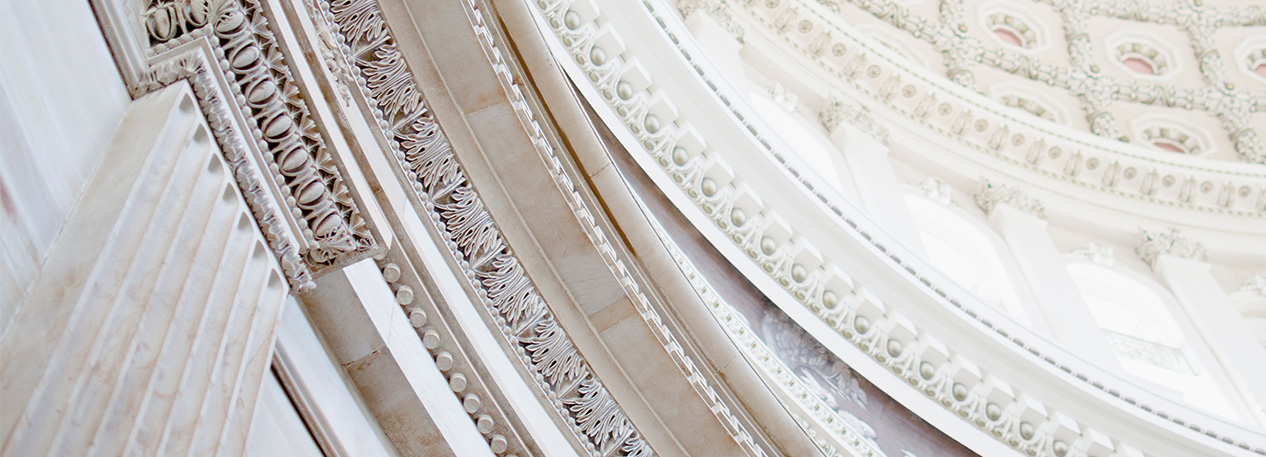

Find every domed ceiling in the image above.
[801,0,1266,162]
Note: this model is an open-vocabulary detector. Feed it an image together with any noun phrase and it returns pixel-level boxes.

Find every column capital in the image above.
[973,178,1046,219]
[680,0,746,44]
[1240,273,1266,296]
[1135,227,1205,268]
[819,95,890,146]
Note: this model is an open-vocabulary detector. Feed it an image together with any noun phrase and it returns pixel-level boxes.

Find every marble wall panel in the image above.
[0,0,130,330]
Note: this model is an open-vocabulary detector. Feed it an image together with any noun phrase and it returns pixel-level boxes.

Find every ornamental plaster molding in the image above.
[706,0,1266,218]
[145,0,378,268]
[93,0,388,290]
[974,178,1047,219]
[1241,274,1266,296]
[1136,227,1206,268]
[679,0,746,43]
[312,1,655,454]
[528,0,1266,455]
[820,95,891,146]
[312,1,769,455]
[646,211,887,457]
[803,0,1266,162]
[461,1,765,453]
[375,258,534,456]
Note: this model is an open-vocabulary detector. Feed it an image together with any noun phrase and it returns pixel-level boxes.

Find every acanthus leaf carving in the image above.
[1136,227,1205,267]
[974,178,1046,218]
[318,0,657,454]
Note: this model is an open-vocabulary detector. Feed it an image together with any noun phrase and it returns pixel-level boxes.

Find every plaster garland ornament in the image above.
[765,83,801,113]
[529,0,1266,455]
[974,178,1047,218]
[1135,227,1206,268]
[679,0,746,43]
[126,0,384,289]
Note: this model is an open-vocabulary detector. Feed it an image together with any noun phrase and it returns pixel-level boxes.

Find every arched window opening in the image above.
[1067,263,1239,420]
[904,195,1030,324]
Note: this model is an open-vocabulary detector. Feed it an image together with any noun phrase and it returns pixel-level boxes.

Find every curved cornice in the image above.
[311,0,785,455]
[523,0,1266,455]
[316,0,657,454]
[717,0,1266,224]
[736,0,1266,161]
